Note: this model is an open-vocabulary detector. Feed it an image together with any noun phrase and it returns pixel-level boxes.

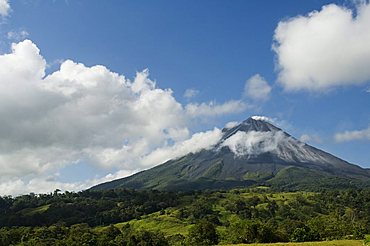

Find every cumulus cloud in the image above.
[0,42,186,171]
[0,40,248,195]
[273,2,370,91]
[0,169,134,196]
[244,74,271,101]
[142,128,222,166]
[185,100,247,117]
[221,130,286,156]
[335,126,370,142]
[183,88,199,99]
[0,0,10,17]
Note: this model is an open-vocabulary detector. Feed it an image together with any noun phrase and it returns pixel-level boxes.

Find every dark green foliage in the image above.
[0,224,169,246]
[290,226,317,242]
[186,220,219,245]
[180,197,220,224]
[226,220,279,244]
[225,199,252,219]
[127,230,169,246]
[1,188,370,245]
[0,189,179,227]
[167,234,186,246]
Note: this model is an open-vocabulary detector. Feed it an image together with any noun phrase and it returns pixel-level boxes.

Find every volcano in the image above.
[91,117,370,191]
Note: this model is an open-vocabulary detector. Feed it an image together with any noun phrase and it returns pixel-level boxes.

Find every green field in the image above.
[116,211,192,235]
[1,188,369,245]
[17,204,50,216]
[227,240,362,246]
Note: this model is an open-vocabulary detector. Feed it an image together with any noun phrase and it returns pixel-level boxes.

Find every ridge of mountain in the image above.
[91,117,370,191]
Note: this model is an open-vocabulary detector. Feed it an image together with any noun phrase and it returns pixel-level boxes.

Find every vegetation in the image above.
[0,189,179,227]
[0,224,169,246]
[187,219,219,245]
[364,235,370,245]
[227,241,363,246]
[0,187,370,245]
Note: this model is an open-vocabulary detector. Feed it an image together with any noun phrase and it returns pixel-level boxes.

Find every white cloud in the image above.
[224,121,239,129]
[251,115,272,122]
[250,115,287,129]
[0,40,46,82]
[335,126,370,142]
[183,88,199,99]
[0,40,248,195]
[141,128,222,166]
[273,2,370,91]
[0,40,187,175]
[7,30,29,41]
[185,100,247,117]
[0,169,134,196]
[221,130,286,156]
[220,129,337,165]
[299,134,322,143]
[0,0,10,17]
[244,74,271,101]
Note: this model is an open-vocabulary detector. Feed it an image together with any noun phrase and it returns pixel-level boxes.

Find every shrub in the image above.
[186,220,218,246]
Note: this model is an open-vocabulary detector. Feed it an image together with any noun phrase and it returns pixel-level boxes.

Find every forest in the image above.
[0,187,370,245]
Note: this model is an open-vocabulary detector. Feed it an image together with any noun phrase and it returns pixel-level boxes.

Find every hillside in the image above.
[1,188,369,245]
[92,117,370,191]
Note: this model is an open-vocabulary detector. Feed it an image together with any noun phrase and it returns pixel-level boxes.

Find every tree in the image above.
[187,220,218,246]
[128,230,169,246]
[290,227,310,242]
[226,199,252,219]
[97,225,121,246]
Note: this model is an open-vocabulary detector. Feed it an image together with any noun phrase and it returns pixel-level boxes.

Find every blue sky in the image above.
[0,0,369,195]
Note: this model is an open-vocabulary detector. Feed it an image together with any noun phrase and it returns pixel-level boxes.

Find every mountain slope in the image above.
[91,117,370,191]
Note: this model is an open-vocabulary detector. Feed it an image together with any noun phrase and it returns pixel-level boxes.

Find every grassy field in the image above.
[92,190,367,246]
[18,204,50,216]
[226,240,363,246]
[115,211,192,235]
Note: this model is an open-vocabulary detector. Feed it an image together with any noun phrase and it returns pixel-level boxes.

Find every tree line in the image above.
[0,188,370,245]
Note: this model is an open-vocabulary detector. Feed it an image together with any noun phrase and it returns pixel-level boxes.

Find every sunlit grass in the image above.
[116,211,192,235]
[18,204,50,216]
[225,240,362,246]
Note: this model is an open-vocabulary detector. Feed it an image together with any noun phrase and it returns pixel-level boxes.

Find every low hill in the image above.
[1,188,370,245]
